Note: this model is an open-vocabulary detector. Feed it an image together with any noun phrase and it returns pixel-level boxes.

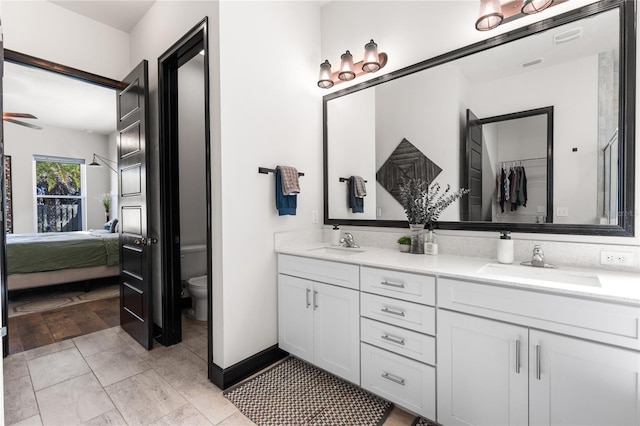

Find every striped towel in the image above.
[277,166,300,195]
[352,176,366,198]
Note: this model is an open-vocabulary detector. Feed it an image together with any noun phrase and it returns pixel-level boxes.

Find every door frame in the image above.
[1,50,123,357]
[157,18,212,352]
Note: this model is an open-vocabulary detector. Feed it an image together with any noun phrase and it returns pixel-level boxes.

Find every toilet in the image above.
[181,244,208,321]
[187,275,208,321]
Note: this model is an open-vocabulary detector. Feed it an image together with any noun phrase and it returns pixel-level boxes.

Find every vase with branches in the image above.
[398,178,469,254]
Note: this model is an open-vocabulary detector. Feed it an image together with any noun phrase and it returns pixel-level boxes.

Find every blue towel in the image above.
[276,168,297,215]
[348,177,364,213]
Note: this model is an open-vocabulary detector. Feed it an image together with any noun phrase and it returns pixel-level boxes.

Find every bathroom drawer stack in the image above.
[359,267,437,420]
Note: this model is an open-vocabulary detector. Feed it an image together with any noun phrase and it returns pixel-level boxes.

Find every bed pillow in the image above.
[104,218,118,233]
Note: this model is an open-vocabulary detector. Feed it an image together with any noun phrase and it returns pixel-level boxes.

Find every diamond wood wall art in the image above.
[376,138,442,205]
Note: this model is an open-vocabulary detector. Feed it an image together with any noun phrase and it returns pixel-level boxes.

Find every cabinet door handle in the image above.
[535,345,541,380]
[381,280,405,289]
[515,340,521,374]
[381,307,405,317]
[313,290,318,310]
[306,288,311,308]
[381,372,406,386]
[381,334,405,346]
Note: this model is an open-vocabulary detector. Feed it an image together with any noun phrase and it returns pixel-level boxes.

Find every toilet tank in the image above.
[180,244,207,280]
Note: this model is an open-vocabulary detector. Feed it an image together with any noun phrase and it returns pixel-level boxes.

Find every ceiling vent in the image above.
[521,58,543,68]
[554,28,582,44]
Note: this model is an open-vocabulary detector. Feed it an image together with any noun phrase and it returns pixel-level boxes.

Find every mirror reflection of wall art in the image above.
[376,137,442,205]
[5,155,13,234]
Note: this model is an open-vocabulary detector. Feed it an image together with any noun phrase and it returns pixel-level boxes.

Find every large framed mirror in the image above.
[323,0,635,237]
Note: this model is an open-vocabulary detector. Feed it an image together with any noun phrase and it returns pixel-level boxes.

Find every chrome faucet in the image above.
[340,232,360,248]
[521,245,557,268]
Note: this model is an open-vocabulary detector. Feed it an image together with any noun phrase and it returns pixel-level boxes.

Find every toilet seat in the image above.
[187,275,207,288]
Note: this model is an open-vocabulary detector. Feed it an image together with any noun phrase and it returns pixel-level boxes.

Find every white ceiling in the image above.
[3,1,157,136]
[3,61,117,135]
[48,0,155,33]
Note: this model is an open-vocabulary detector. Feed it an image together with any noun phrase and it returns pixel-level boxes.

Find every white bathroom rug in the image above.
[224,356,393,426]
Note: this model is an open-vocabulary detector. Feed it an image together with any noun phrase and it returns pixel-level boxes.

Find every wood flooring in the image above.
[8,297,119,355]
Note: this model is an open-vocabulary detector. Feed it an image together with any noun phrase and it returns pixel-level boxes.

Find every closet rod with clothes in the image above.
[498,156,546,164]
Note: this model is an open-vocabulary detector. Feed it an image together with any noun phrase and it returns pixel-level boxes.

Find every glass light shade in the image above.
[521,0,554,14]
[475,0,504,31]
[317,60,334,89]
[338,50,356,81]
[362,39,381,73]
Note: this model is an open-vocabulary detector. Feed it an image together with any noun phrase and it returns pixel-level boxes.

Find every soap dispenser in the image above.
[497,231,514,264]
[331,225,341,246]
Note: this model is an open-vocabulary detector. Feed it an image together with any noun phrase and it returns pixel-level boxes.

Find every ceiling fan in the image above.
[3,112,43,130]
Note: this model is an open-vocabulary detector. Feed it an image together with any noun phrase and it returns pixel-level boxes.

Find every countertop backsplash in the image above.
[275,227,640,273]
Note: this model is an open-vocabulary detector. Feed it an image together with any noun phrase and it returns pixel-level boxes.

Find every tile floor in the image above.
[4,316,416,425]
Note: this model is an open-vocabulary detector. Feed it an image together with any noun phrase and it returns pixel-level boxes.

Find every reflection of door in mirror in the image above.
[466,108,552,225]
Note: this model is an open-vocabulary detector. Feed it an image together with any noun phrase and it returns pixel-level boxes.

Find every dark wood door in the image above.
[0,37,8,357]
[118,61,153,349]
[466,109,484,221]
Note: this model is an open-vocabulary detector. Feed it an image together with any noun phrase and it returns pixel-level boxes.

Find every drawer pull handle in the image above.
[306,288,311,308]
[381,280,405,289]
[381,334,405,345]
[536,345,541,380]
[313,290,318,310]
[381,307,405,317]
[381,372,406,386]
[515,340,521,374]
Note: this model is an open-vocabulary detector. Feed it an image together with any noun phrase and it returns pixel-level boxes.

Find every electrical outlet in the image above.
[600,251,634,266]
[556,207,569,217]
[312,210,318,224]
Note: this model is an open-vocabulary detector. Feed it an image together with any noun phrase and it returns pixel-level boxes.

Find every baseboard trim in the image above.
[209,344,288,390]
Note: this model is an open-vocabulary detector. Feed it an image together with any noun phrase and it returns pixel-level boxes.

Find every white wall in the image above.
[321,0,639,248]
[218,1,323,367]
[130,0,323,368]
[4,125,112,233]
[327,88,376,219]
[375,65,463,221]
[178,55,207,248]
[0,0,130,80]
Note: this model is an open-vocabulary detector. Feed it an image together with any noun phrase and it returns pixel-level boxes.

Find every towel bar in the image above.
[339,177,367,183]
[259,167,304,177]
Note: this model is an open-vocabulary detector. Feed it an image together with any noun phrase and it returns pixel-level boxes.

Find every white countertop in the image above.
[276,242,640,306]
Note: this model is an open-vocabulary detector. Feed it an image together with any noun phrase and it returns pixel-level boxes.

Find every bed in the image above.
[6,230,120,291]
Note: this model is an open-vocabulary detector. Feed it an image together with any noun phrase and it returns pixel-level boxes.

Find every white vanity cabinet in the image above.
[359,266,437,420]
[277,255,360,384]
[438,277,640,426]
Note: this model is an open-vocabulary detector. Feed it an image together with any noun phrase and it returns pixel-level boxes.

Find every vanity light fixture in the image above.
[317,39,388,89]
[476,0,563,31]
[521,0,554,14]
[476,0,503,31]
[338,50,356,81]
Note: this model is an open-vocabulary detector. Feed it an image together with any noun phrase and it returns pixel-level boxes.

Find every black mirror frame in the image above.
[323,0,635,237]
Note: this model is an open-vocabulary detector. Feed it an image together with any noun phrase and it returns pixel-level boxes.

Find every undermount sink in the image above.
[478,263,601,287]
[307,246,364,256]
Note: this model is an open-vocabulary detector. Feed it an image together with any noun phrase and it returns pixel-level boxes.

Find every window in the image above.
[34,155,85,233]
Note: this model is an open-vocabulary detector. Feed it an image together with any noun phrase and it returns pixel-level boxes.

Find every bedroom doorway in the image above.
[1,51,123,357]
[157,18,212,365]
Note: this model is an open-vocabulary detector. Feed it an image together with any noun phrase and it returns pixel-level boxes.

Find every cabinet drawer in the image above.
[361,317,435,365]
[361,267,435,305]
[361,292,435,335]
[361,343,436,420]
[439,277,640,351]
[278,254,359,290]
